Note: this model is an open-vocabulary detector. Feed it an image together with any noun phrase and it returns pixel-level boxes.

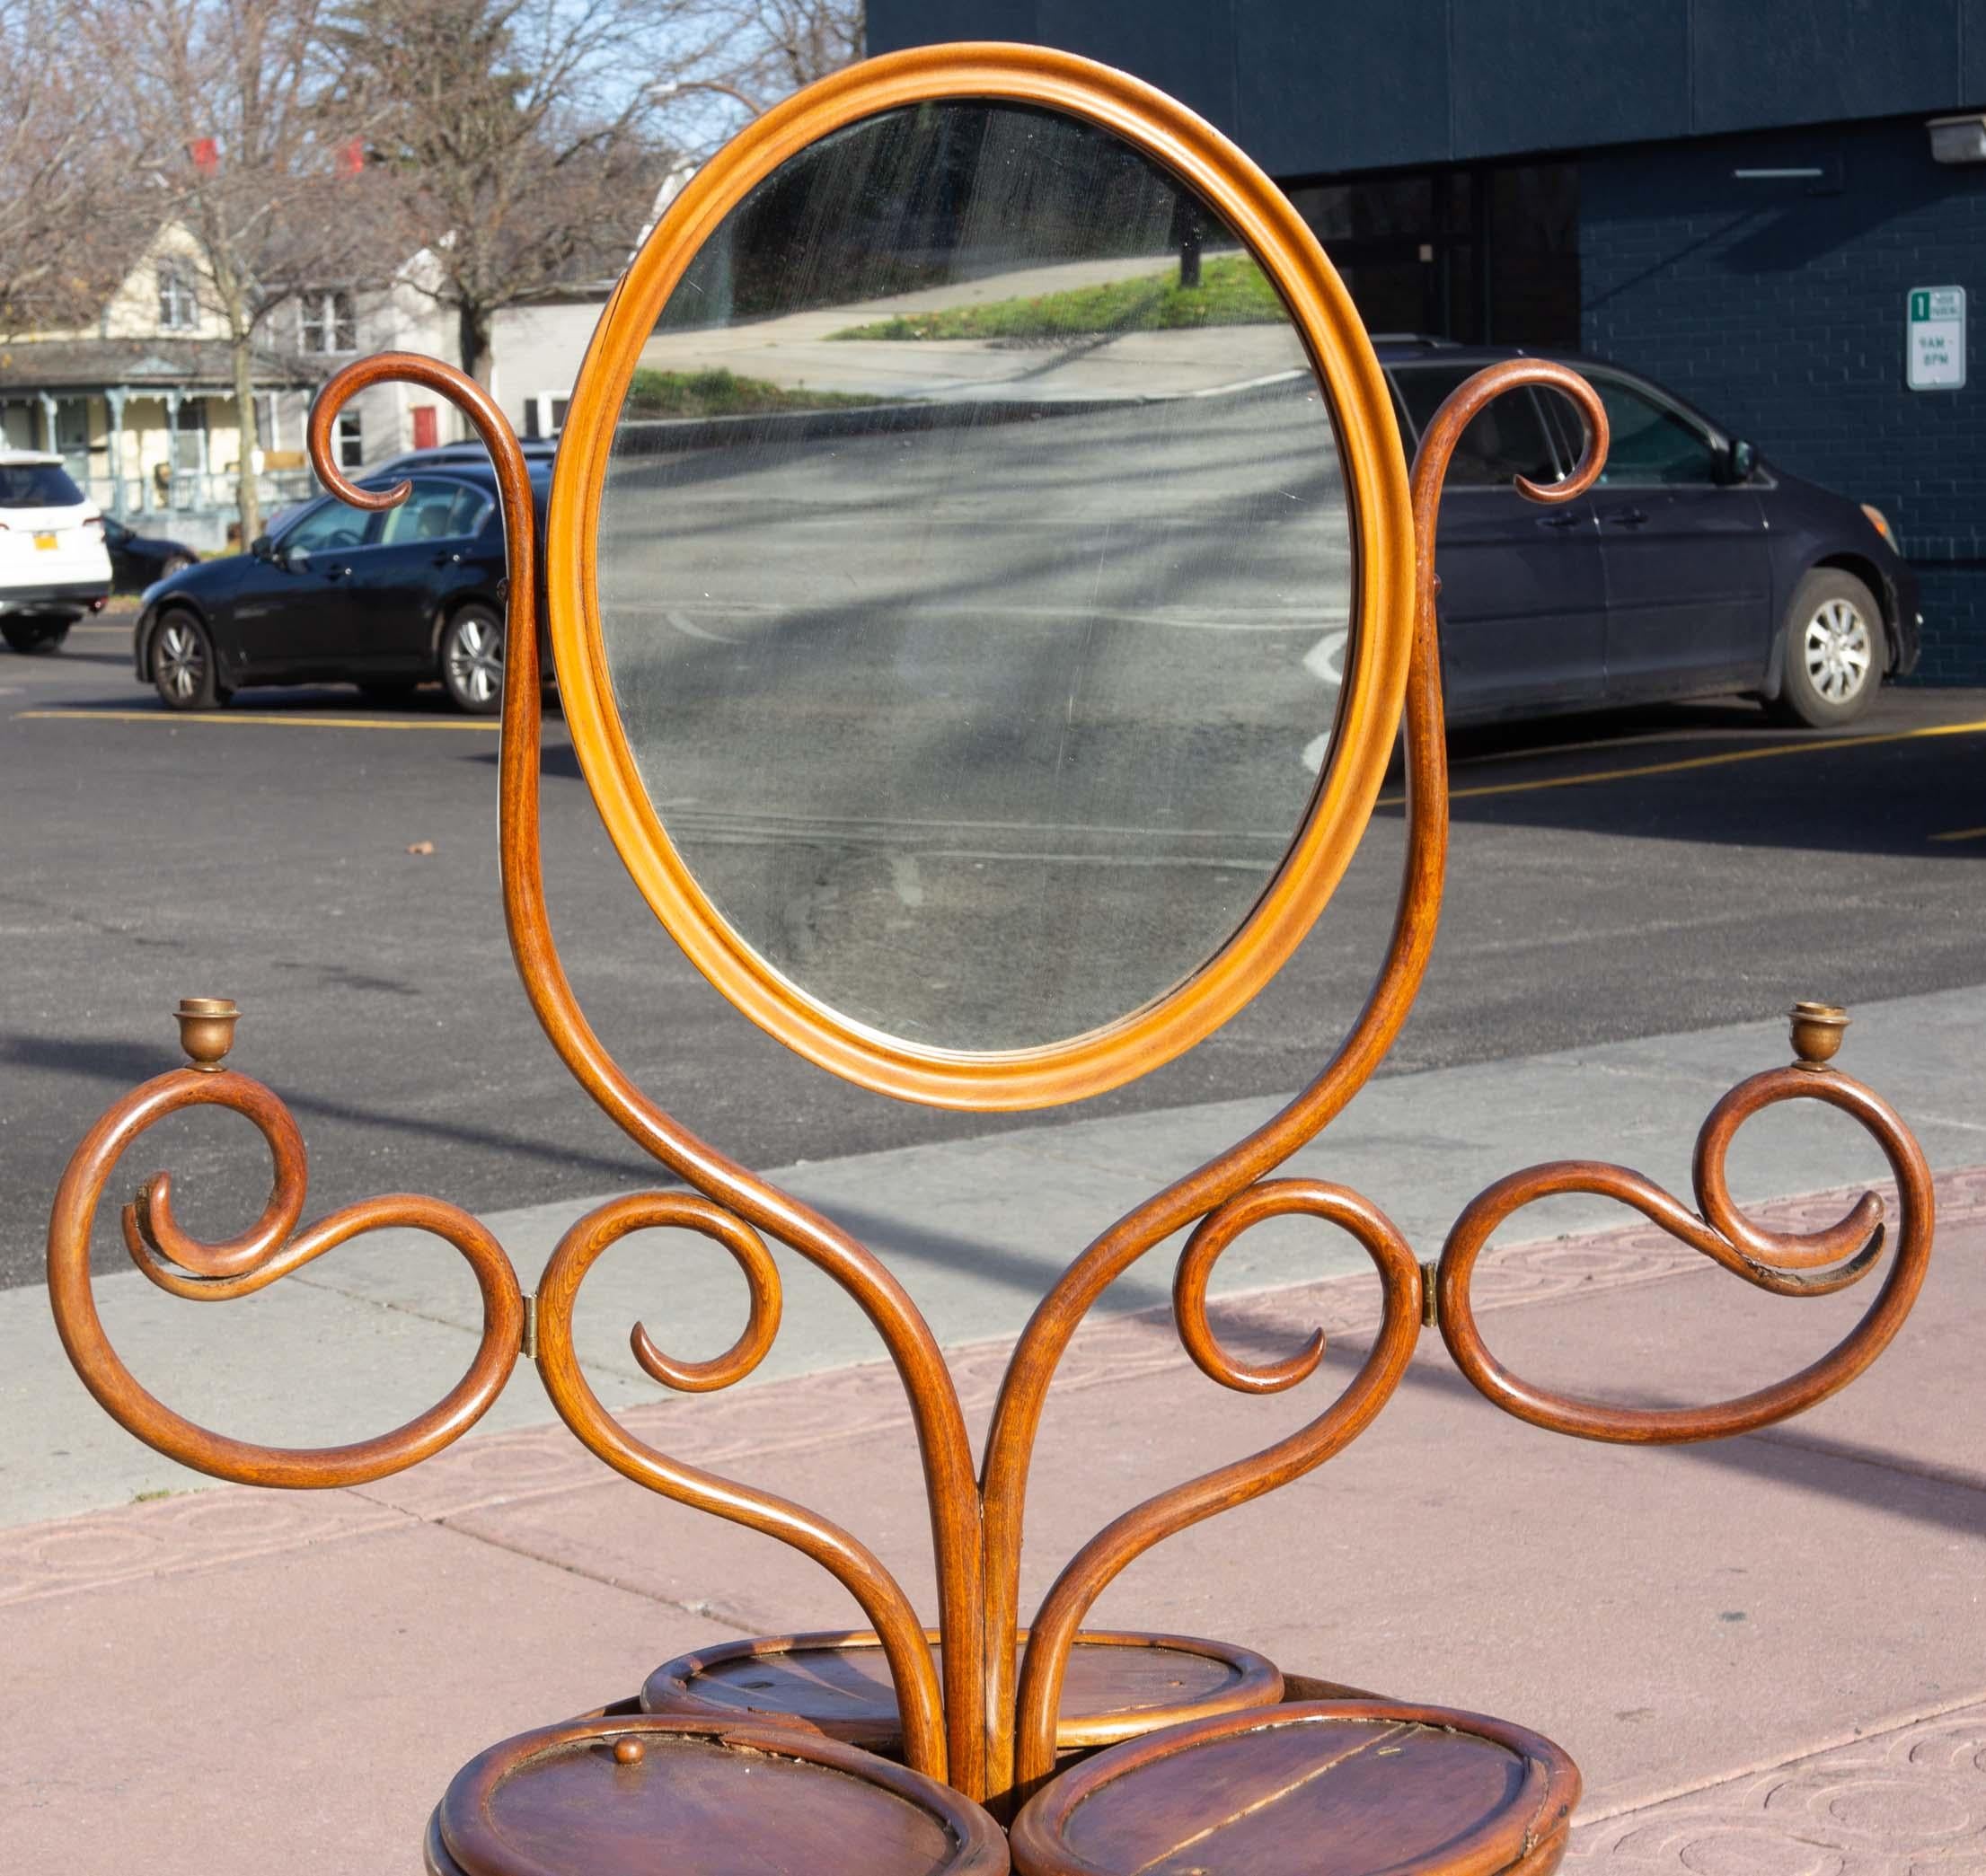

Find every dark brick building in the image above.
[871,2,1986,681]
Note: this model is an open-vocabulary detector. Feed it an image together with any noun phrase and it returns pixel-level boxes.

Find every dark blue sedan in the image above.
[133,461,550,715]
[1382,342,1920,727]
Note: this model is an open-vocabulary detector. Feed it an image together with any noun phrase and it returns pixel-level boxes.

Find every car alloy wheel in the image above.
[1802,595,1873,705]
[442,606,504,714]
[155,617,207,704]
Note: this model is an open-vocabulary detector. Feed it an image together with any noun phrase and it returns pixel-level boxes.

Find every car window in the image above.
[378,478,492,546]
[279,498,374,555]
[1589,376,1720,486]
[1390,366,1559,487]
[0,462,84,506]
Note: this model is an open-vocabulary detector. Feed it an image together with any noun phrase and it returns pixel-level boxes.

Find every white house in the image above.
[0,225,612,550]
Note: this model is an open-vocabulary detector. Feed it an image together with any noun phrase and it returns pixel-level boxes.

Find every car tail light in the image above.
[1859,503,1896,547]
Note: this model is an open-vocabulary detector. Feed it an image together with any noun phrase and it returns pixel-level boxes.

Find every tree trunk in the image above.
[228,323,262,549]
[458,299,495,389]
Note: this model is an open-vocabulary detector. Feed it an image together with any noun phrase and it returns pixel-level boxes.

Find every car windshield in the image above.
[0,462,84,507]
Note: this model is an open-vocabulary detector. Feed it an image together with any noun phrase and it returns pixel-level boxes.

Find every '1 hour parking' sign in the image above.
[1907,286,1966,390]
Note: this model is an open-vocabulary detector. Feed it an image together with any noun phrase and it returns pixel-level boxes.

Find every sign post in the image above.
[1907,286,1967,390]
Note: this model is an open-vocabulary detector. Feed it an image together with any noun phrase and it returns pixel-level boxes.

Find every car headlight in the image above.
[1859,502,1896,548]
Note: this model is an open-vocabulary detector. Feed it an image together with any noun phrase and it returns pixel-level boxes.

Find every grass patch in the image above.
[829,253,1288,343]
[625,366,884,418]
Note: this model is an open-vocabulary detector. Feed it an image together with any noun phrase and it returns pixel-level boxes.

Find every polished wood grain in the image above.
[1008,1701,1580,1876]
[544,40,1418,1114]
[640,1629,1281,1756]
[431,1714,1008,1876]
[46,1063,522,1488]
[1436,1040,1936,1443]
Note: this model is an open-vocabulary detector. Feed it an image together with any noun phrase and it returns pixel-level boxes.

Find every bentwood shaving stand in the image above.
[49,45,1934,1876]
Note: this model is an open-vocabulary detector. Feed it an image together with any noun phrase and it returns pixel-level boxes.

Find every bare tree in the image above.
[87,0,385,542]
[325,0,697,387]
[728,0,862,100]
[0,1,146,334]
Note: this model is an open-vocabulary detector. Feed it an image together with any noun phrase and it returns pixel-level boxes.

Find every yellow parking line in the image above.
[1379,716,1986,808]
[19,707,1986,798]
[15,708,498,732]
[1930,824,1986,843]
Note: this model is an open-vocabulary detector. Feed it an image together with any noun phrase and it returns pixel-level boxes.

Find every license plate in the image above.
[32,532,57,550]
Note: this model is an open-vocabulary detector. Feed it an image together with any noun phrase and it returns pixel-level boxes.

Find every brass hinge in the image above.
[520,1293,538,1361]
[1420,1263,1439,1330]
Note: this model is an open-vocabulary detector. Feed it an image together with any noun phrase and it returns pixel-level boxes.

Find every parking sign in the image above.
[1907,286,1966,390]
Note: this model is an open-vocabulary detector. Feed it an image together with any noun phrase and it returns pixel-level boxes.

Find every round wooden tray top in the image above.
[641,1628,1283,1755]
[427,1713,1009,1876]
[1009,1700,1582,1876]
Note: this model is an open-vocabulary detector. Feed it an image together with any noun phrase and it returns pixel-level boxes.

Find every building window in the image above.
[300,288,357,355]
[158,260,198,330]
[335,409,363,470]
[1285,161,1579,348]
[524,392,570,440]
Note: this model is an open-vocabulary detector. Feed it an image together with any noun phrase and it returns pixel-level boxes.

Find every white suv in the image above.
[0,451,112,653]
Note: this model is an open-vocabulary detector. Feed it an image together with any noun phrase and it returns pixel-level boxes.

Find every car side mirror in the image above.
[1724,438,1757,482]
[250,534,274,560]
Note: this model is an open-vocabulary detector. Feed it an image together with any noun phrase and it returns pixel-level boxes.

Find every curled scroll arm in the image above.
[1435,1061,1933,1444]
[1009,1180,1423,1794]
[533,1192,946,1782]
[48,1066,523,1488]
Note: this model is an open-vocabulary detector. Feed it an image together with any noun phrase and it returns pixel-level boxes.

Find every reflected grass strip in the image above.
[830,254,1287,341]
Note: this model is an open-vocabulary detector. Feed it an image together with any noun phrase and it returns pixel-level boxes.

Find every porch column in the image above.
[105,387,128,514]
[37,391,57,453]
[163,390,181,509]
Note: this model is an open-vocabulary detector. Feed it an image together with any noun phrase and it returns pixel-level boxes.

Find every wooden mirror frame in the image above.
[547,41,1416,1111]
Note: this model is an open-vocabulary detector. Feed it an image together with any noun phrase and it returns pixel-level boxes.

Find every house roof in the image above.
[0,337,318,395]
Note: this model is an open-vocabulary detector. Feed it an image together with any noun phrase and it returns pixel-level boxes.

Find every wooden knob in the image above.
[174,998,240,1072]
[1788,1000,1849,1068]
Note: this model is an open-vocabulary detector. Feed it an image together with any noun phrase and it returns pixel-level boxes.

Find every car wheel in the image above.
[151,609,222,710]
[2,619,68,654]
[439,603,503,715]
[1773,569,1884,727]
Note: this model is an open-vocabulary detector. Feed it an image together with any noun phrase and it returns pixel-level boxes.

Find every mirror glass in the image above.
[597,101,1353,1054]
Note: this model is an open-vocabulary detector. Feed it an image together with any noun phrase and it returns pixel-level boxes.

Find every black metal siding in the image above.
[870,1,1986,175]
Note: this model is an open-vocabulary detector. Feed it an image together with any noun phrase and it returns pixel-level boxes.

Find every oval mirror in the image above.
[552,49,1414,1108]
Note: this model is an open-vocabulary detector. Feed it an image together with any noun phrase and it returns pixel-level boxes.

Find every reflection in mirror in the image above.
[598,101,1353,1056]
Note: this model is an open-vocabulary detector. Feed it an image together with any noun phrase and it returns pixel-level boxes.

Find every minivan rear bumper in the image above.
[0,578,110,619]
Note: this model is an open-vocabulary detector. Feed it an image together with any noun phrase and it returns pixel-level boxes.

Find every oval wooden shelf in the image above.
[1009,1698,1581,1876]
[641,1627,1282,1757]
[428,1713,1009,1875]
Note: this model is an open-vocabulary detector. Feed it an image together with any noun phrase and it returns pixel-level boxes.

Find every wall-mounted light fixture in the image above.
[1928,114,1986,164]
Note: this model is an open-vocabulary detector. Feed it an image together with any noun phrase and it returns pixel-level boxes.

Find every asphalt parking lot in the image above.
[4,609,1982,1289]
